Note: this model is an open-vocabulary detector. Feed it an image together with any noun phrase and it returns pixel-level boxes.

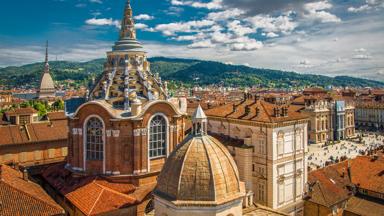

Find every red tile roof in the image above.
[0,165,64,216]
[5,107,37,115]
[204,99,308,123]
[42,164,155,216]
[308,155,384,207]
[0,119,68,146]
[47,112,67,121]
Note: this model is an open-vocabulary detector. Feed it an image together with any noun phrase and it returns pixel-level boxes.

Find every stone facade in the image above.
[300,97,355,144]
[355,102,384,130]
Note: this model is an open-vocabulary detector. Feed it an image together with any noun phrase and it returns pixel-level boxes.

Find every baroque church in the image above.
[43,1,187,215]
[43,1,289,215]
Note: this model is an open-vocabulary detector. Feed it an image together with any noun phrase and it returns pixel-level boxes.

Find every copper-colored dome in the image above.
[154,134,245,206]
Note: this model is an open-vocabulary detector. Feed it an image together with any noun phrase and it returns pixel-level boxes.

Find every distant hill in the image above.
[1,57,383,89]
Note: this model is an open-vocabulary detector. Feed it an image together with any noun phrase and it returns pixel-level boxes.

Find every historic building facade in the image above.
[204,97,309,215]
[0,109,68,167]
[43,1,187,215]
[293,94,356,144]
[355,102,384,130]
[37,41,56,99]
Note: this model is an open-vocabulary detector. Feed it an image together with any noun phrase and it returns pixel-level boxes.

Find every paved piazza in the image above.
[308,131,384,170]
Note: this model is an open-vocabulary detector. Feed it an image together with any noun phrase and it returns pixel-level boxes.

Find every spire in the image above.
[44,41,50,73]
[120,0,136,40]
[112,0,142,51]
[192,105,208,136]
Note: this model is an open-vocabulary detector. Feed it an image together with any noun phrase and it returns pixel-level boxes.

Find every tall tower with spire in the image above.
[90,0,167,111]
[38,41,56,99]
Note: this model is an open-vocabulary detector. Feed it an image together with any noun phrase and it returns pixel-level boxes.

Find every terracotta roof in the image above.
[204,99,308,123]
[243,204,289,215]
[349,156,384,193]
[308,161,352,207]
[5,107,37,115]
[42,164,154,216]
[0,165,64,216]
[344,196,384,216]
[155,134,245,206]
[47,112,67,121]
[308,155,384,207]
[0,119,68,146]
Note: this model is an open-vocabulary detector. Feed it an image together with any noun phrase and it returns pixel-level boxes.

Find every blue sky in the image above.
[0,0,383,81]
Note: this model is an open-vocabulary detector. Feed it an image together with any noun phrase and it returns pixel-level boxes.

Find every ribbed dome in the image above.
[154,134,245,206]
[40,73,55,90]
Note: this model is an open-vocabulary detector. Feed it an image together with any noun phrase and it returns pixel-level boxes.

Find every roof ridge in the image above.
[94,180,136,200]
[88,187,105,215]
[259,101,273,123]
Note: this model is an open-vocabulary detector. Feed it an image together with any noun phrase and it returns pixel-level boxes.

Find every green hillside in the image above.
[0,57,383,89]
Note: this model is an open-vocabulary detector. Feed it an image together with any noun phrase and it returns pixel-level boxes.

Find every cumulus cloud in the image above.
[85,18,120,28]
[188,40,215,48]
[246,15,297,34]
[134,14,154,20]
[135,23,149,30]
[303,1,341,23]
[207,8,245,21]
[155,20,215,36]
[171,0,223,10]
[221,0,317,15]
[348,0,384,13]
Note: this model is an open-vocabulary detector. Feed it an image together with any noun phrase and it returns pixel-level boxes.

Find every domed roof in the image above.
[40,73,55,90]
[154,134,245,206]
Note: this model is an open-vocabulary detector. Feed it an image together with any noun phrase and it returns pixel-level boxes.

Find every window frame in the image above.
[148,113,168,160]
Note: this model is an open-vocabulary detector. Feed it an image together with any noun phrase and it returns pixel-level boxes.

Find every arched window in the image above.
[86,117,104,160]
[149,115,167,159]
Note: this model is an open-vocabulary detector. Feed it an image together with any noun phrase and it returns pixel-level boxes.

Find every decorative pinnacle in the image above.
[45,41,49,64]
[44,40,50,73]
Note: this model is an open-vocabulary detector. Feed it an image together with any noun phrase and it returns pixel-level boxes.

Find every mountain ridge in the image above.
[0,57,383,88]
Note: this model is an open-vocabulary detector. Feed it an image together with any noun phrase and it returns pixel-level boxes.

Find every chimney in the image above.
[23,169,29,181]
[233,104,237,112]
[347,160,351,180]
[245,105,250,116]
[255,107,260,116]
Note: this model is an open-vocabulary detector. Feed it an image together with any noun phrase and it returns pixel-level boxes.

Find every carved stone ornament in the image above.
[133,128,141,136]
[141,128,147,136]
[106,130,112,137]
[112,130,120,137]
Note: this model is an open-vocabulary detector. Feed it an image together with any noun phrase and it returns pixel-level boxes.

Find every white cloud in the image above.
[302,1,341,23]
[135,23,149,30]
[207,8,245,21]
[348,0,384,13]
[89,0,102,4]
[85,18,120,28]
[227,20,254,36]
[229,37,263,51]
[246,15,298,34]
[134,14,154,20]
[354,48,367,52]
[266,32,279,38]
[155,20,215,36]
[352,54,372,60]
[171,0,223,10]
[188,40,215,48]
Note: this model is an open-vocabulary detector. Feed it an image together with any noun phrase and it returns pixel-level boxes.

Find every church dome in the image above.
[40,73,55,90]
[154,134,245,206]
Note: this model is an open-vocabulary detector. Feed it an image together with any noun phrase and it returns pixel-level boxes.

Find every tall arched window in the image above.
[149,115,167,159]
[86,117,104,160]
